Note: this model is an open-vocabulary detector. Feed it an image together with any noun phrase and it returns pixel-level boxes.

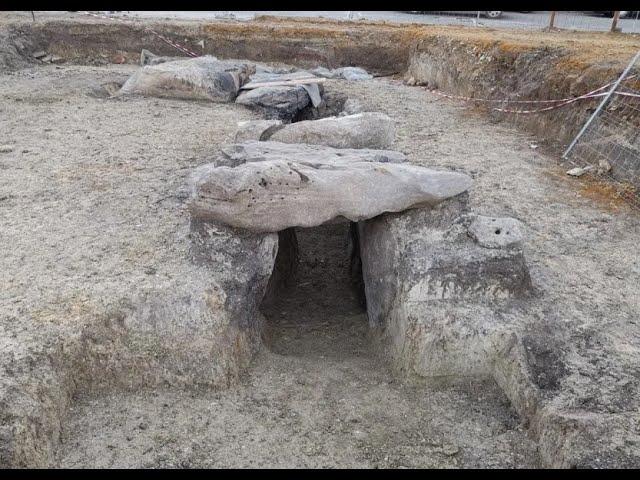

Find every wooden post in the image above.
[611,11,621,32]
[31,11,35,21]
[548,11,556,29]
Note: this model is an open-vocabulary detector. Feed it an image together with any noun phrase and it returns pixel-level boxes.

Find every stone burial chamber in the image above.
[185,140,533,385]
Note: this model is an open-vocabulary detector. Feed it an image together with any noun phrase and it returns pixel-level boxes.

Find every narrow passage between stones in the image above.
[260,222,369,358]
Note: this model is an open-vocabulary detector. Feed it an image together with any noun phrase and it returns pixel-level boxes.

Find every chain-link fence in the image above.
[562,50,640,207]
[376,11,640,34]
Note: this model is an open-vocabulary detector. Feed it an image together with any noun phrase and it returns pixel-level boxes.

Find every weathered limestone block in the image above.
[234,119,284,142]
[189,152,472,232]
[358,195,533,378]
[216,141,406,168]
[119,217,278,387]
[268,112,395,149]
[119,56,255,102]
[235,85,311,121]
[340,98,364,116]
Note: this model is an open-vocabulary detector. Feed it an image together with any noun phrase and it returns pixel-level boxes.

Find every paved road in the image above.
[103,11,640,34]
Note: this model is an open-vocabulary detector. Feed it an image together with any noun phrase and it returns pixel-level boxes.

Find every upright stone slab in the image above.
[235,85,312,121]
[120,217,278,387]
[358,195,533,378]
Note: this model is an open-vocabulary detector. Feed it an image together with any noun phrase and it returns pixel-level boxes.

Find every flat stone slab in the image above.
[235,85,311,120]
[189,148,472,232]
[268,112,395,149]
[119,56,254,102]
[216,140,407,167]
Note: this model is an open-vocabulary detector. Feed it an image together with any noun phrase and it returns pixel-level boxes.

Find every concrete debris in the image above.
[597,159,612,175]
[32,51,47,59]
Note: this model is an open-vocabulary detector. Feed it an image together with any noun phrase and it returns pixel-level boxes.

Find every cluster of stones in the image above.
[119,54,545,450]
[119,52,535,389]
[119,53,373,121]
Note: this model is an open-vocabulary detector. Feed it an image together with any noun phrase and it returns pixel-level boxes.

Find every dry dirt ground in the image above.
[1,62,639,467]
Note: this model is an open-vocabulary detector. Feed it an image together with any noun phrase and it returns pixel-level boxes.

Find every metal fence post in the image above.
[563,49,640,159]
[611,11,621,32]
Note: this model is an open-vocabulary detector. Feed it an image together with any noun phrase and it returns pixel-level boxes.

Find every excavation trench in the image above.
[55,219,540,467]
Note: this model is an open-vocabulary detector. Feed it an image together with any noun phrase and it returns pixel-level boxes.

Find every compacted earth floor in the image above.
[2,61,639,468]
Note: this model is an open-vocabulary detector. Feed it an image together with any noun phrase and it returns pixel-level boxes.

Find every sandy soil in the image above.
[1,63,639,467]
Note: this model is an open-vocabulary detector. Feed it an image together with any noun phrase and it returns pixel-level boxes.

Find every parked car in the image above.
[409,11,504,18]
[596,11,638,18]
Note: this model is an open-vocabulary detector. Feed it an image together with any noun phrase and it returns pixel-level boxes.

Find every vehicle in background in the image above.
[408,11,503,18]
[595,11,637,18]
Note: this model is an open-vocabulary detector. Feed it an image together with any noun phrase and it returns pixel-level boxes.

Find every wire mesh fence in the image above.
[563,50,640,207]
[372,11,640,34]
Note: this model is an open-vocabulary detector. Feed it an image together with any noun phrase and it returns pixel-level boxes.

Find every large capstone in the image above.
[215,141,407,167]
[119,56,255,102]
[267,112,395,149]
[189,143,472,232]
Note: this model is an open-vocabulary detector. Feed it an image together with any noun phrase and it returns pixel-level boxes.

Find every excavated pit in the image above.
[260,222,367,358]
[2,14,640,468]
[54,219,541,468]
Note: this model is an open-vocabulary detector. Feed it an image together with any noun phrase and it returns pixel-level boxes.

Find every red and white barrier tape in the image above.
[425,74,639,114]
[79,11,199,57]
[77,11,640,110]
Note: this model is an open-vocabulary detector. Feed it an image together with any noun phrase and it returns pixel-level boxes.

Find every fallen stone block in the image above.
[311,66,373,81]
[268,112,395,149]
[235,85,311,121]
[119,56,255,102]
[334,66,374,81]
[340,98,364,116]
[234,119,284,142]
[140,49,190,66]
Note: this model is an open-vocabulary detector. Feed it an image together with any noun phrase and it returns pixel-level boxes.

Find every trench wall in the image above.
[3,17,639,160]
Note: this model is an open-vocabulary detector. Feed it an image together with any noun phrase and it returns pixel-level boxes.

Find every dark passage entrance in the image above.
[260,222,368,357]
